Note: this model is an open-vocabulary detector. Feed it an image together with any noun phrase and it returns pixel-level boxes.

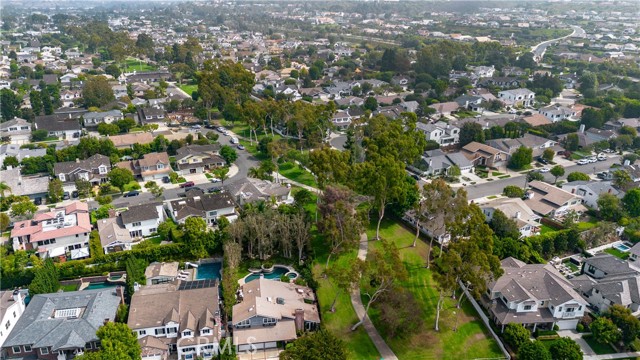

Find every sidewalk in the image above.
[350,233,398,360]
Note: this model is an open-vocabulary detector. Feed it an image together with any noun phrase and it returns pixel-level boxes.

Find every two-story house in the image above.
[138,107,166,124]
[561,181,621,210]
[175,145,224,176]
[225,178,293,206]
[0,291,26,352]
[539,104,578,122]
[128,280,221,360]
[11,202,92,260]
[116,152,171,181]
[480,198,541,237]
[82,110,124,129]
[411,149,474,177]
[498,88,535,108]
[34,114,82,140]
[571,254,640,313]
[461,142,509,169]
[0,169,48,202]
[486,257,588,332]
[2,288,123,360]
[120,202,165,238]
[232,278,320,352]
[166,190,237,225]
[54,154,111,186]
[524,181,584,218]
[416,121,460,146]
[0,118,31,144]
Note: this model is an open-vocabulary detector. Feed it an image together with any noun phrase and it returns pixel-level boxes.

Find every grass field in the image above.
[61,284,78,292]
[123,58,157,72]
[365,219,504,360]
[583,335,617,355]
[540,224,559,235]
[179,84,198,96]
[279,162,318,188]
[605,247,630,260]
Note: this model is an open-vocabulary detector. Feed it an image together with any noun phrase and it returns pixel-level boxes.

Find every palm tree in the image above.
[0,181,12,198]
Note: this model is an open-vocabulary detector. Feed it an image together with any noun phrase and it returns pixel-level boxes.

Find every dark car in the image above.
[186,187,203,193]
[538,157,549,165]
[411,174,421,181]
[124,190,140,197]
[72,191,79,198]
[34,197,42,205]
[180,181,195,188]
[207,186,222,193]
[63,192,70,200]
[162,176,171,184]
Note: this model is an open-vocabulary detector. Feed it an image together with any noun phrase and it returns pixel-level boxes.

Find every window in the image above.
[13,311,16,318]
[149,228,156,233]
[139,330,146,336]
[85,342,93,350]
[24,345,31,352]
[236,319,251,329]
[157,164,164,169]
[208,211,217,217]
[41,347,49,355]
[523,305,532,310]
[558,307,562,312]
[168,327,177,333]
[263,318,276,326]
[201,329,211,335]
[5,320,10,329]
[12,346,20,354]
[155,328,165,335]
[183,331,192,336]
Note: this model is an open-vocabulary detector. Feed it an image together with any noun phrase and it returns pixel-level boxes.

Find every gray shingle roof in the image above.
[3,288,121,350]
[120,202,163,225]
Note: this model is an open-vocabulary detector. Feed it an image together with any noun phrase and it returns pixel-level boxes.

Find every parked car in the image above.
[34,197,42,205]
[538,157,549,165]
[162,176,171,183]
[230,137,239,144]
[208,186,222,193]
[588,157,598,163]
[210,178,221,183]
[72,191,79,198]
[180,181,195,188]
[540,167,550,173]
[597,172,609,179]
[124,190,140,197]
[577,159,589,165]
[186,187,202,193]
[63,192,70,200]
[191,125,201,130]
[597,154,607,161]
[237,144,245,150]
[216,126,225,133]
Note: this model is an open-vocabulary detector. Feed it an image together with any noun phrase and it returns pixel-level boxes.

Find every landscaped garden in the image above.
[605,247,630,260]
[583,334,617,355]
[178,83,198,96]
[365,219,504,360]
[279,162,318,188]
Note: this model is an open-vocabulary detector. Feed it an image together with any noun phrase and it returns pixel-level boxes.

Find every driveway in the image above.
[557,330,595,356]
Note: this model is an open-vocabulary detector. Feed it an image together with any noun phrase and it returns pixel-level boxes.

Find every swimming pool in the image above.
[196,262,222,280]
[84,282,117,290]
[614,243,631,252]
[244,266,298,283]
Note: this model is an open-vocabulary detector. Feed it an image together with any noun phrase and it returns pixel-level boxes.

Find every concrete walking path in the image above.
[350,233,399,360]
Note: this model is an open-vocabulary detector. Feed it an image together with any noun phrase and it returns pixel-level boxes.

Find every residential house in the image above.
[403,209,451,245]
[454,95,484,112]
[11,202,92,260]
[498,88,535,107]
[470,65,496,78]
[561,181,621,209]
[232,278,320,352]
[167,190,237,225]
[144,262,180,285]
[116,152,171,181]
[487,133,559,158]
[1,288,123,360]
[559,124,617,149]
[604,118,640,132]
[0,291,26,351]
[480,198,541,237]
[522,114,552,127]
[34,114,82,140]
[486,257,588,332]
[0,169,48,201]
[54,154,111,186]
[0,144,46,169]
[138,107,166,124]
[539,104,578,122]
[120,202,165,239]
[225,178,293,206]
[97,216,133,254]
[108,132,154,149]
[524,181,584,218]
[82,110,124,129]
[461,142,509,168]
[411,149,473,176]
[174,145,224,176]
[128,280,221,359]
[571,254,640,312]
[331,110,353,130]
[59,90,82,107]
[126,71,171,84]
[630,243,640,262]
[428,102,461,117]
[480,77,524,89]
[416,121,460,146]
[139,336,169,360]
[0,118,31,144]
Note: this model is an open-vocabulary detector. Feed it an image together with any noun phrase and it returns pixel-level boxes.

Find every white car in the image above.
[210,178,221,183]
[577,159,589,165]
[540,167,550,173]
[588,158,598,163]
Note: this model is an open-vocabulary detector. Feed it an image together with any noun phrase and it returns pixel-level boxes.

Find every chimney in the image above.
[68,114,72,119]
[579,124,585,133]
[115,286,125,304]
[514,211,521,219]
[294,309,305,332]
[624,159,630,166]
[75,158,80,163]
[608,188,612,193]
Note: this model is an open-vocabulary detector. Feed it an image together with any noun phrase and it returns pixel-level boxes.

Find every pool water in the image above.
[245,267,291,283]
[84,282,117,290]
[614,244,631,252]
[196,262,222,280]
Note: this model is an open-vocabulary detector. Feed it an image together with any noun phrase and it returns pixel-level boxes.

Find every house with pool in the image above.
[128,280,222,360]
[232,278,320,352]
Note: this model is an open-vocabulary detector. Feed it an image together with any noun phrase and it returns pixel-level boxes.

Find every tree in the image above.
[31,129,49,142]
[144,181,164,198]
[503,185,525,198]
[549,337,583,360]
[293,189,313,209]
[183,217,209,258]
[542,148,555,162]
[97,122,120,136]
[279,329,347,360]
[0,212,9,232]
[567,172,590,182]
[48,179,64,203]
[605,304,640,345]
[363,96,378,111]
[1,89,21,120]
[29,258,59,295]
[518,340,552,360]
[326,257,363,312]
[30,90,43,115]
[377,288,423,338]
[550,165,565,184]
[76,322,141,360]
[318,186,363,269]
[622,189,640,217]
[527,170,545,182]
[0,181,11,197]
[107,168,135,190]
[10,198,37,218]
[565,133,580,151]
[508,146,533,170]
[590,317,621,345]
[220,145,238,165]
[459,122,485,146]
[613,170,633,190]
[503,323,531,351]
[83,76,116,108]
[105,64,121,79]
[352,239,407,330]
[1,156,19,170]
[490,209,521,240]
[213,167,230,185]
[75,179,92,199]
[597,193,623,221]
[116,118,137,133]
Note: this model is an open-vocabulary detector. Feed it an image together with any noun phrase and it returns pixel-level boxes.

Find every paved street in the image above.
[464,155,620,200]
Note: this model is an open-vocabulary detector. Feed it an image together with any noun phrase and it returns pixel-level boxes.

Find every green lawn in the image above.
[583,335,617,355]
[563,261,579,273]
[123,58,157,72]
[145,236,163,245]
[61,284,78,292]
[576,219,598,231]
[365,219,504,360]
[179,84,198,96]
[605,247,630,260]
[540,224,558,235]
[279,162,318,188]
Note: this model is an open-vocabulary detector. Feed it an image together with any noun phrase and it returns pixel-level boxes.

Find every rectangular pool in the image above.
[614,244,631,252]
[196,262,221,280]
[84,282,117,290]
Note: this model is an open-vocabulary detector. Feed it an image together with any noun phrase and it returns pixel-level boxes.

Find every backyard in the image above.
[582,335,617,355]
[605,247,630,260]
[365,219,504,360]
[178,83,198,96]
[122,58,157,72]
[278,162,318,188]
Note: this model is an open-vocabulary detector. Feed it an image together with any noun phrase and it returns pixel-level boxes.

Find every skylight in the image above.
[54,308,81,319]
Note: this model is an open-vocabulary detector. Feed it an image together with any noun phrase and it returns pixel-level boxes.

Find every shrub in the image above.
[576,323,584,332]
[503,185,525,198]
